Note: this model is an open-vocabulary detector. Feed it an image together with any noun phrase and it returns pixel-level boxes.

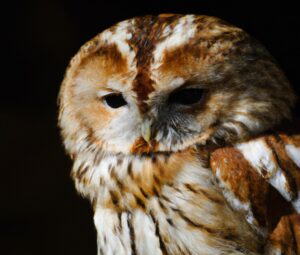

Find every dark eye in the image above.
[104,94,127,108]
[168,88,203,105]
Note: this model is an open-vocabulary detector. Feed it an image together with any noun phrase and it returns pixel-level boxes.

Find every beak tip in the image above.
[142,134,151,143]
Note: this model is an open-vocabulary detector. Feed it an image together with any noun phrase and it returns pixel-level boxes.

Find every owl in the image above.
[58,14,300,255]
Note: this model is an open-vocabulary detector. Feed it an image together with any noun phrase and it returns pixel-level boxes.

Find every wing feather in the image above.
[210,123,300,252]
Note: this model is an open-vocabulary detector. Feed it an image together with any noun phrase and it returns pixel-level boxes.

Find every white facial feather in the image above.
[152,15,197,67]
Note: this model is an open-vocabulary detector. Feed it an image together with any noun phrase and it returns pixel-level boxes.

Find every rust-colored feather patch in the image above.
[211,147,270,227]
[266,214,300,254]
[130,137,158,154]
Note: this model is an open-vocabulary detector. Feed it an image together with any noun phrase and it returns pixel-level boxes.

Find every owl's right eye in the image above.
[103,94,127,108]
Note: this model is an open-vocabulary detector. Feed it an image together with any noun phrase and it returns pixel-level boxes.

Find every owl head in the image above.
[58,14,295,158]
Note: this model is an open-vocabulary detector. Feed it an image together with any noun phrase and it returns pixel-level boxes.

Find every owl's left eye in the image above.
[168,88,203,105]
[103,94,127,108]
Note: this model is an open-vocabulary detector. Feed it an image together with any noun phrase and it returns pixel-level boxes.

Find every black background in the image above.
[2,1,299,254]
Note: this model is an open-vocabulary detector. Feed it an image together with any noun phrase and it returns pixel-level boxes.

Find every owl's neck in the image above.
[73,149,263,255]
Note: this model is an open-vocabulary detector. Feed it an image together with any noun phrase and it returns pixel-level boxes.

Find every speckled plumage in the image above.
[58,14,300,254]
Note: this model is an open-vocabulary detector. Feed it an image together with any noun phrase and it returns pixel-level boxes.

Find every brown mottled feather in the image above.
[265,214,300,254]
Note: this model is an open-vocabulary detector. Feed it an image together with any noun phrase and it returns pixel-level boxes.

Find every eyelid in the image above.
[180,84,203,90]
[172,84,202,93]
[96,90,120,98]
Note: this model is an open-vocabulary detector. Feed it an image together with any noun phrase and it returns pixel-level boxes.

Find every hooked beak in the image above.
[141,119,152,143]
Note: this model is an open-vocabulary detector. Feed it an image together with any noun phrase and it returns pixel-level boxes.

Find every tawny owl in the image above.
[58,14,300,255]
